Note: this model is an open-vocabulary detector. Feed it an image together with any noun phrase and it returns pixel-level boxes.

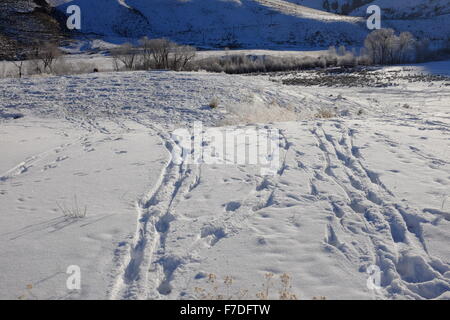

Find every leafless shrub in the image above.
[255,272,273,300]
[10,48,26,78]
[27,42,63,73]
[256,273,298,300]
[194,272,299,300]
[20,42,63,75]
[123,38,197,71]
[145,38,171,69]
[139,36,153,70]
[278,273,298,300]
[171,44,197,71]
[194,274,248,300]
[111,43,138,70]
[189,51,364,74]
[11,60,25,78]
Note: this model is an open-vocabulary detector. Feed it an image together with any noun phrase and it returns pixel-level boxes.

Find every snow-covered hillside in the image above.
[49,0,450,49]
[54,0,367,48]
[288,0,373,15]
[1,62,449,300]
[290,0,450,18]
[351,0,450,19]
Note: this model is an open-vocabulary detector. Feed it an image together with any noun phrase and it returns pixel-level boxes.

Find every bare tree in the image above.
[364,28,396,64]
[11,60,25,78]
[27,44,43,74]
[147,38,172,69]
[365,29,419,64]
[111,43,137,70]
[171,45,196,70]
[112,38,196,72]
[139,36,153,70]
[139,38,196,71]
[10,48,25,78]
[38,42,62,73]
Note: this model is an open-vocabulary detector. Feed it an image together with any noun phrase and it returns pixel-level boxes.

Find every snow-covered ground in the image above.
[0,61,449,300]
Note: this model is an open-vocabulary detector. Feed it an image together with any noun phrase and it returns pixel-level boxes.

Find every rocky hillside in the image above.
[0,0,64,59]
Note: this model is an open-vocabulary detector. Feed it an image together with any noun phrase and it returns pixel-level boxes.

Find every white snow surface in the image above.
[0,63,449,300]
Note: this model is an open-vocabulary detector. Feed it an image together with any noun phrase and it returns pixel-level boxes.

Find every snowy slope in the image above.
[57,0,150,38]
[1,63,449,299]
[49,0,450,49]
[289,0,450,42]
[289,0,450,18]
[288,0,372,14]
[54,0,367,48]
[351,0,450,19]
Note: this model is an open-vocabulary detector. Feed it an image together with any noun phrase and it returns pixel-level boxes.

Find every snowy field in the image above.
[0,62,449,300]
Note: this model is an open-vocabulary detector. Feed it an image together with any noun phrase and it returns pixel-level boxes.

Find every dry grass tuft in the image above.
[194,273,249,300]
[56,195,87,219]
[195,272,299,300]
[315,108,336,119]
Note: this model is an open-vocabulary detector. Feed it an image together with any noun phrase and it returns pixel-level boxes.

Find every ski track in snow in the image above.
[110,119,449,300]
[110,122,198,299]
[1,68,449,299]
